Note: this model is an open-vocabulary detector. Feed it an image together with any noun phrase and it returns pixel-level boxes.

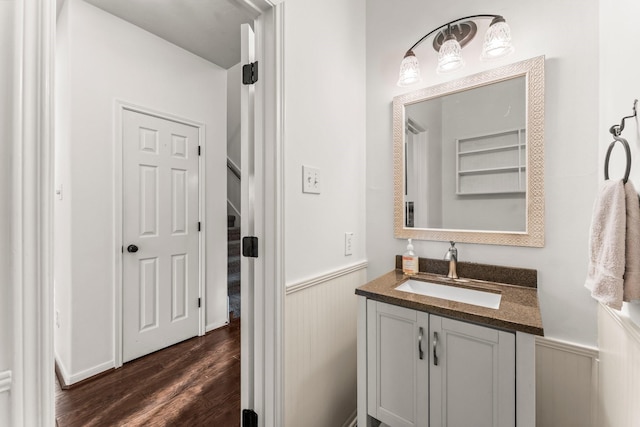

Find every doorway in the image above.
[52,0,257,423]
[11,0,283,424]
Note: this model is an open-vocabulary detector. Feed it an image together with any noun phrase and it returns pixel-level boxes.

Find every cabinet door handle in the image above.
[433,331,439,366]
[418,327,424,360]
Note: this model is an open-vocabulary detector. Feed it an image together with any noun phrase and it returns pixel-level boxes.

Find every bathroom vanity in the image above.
[356,259,543,427]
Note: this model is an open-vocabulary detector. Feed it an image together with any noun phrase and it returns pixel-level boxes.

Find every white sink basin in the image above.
[395,279,501,309]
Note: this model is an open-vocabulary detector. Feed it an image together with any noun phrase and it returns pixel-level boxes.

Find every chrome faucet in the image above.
[444,241,458,279]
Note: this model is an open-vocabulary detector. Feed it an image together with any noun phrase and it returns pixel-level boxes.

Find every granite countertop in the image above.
[355,269,544,336]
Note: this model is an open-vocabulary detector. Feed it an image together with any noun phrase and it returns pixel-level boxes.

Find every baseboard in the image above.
[55,359,115,390]
[206,319,229,333]
[54,353,71,387]
[58,359,115,386]
[342,410,357,427]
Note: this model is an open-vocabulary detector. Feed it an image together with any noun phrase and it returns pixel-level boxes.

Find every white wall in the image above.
[284,0,367,285]
[55,0,228,383]
[366,0,599,347]
[597,0,640,423]
[599,0,640,325]
[54,0,73,378]
[0,1,16,424]
[283,0,367,425]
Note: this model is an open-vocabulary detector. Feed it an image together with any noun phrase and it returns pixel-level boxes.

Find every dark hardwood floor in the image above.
[55,319,240,427]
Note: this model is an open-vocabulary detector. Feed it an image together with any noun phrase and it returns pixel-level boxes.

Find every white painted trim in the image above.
[206,319,230,333]
[342,410,358,427]
[54,353,71,386]
[0,371,12,394]
[272,5,285,426]
[516,332,535,427]
[356,296,368,427]
[13,0,56,425]
[601,303,640,345]
[65,360,115,385]
[535,335,599,359]
[113,101,207,367]
[286,261,369,295]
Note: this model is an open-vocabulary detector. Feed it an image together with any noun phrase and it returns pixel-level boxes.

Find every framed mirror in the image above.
[393,56,544,247]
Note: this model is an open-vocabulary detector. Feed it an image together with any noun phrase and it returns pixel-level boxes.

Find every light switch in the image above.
[302,165,321,194]
[345,232,354,256]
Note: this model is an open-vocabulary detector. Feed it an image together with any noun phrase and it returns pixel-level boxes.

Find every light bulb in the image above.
[397,50,422,87]
[482,17,514,59]
[437,34,464,74]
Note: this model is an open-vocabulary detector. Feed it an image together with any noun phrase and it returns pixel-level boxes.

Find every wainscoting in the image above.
[284,262,367,427]
[597,304,640,427]
[535,336,598,427]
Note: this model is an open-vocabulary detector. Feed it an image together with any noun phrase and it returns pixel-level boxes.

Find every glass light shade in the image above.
[437,36,465,74]
[482,20,514,59]
[397,51,422,87]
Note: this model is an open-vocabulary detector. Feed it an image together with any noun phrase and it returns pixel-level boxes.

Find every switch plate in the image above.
[345,232,354,256]
[302,165,321,194]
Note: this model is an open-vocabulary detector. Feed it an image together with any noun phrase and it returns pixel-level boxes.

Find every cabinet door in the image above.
[367,300,429,427]
[430,315,515,427]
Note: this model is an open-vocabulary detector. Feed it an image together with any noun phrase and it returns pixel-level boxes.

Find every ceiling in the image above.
[60,0,258,69]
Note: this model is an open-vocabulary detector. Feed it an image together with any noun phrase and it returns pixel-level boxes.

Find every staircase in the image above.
[228,215,241,319]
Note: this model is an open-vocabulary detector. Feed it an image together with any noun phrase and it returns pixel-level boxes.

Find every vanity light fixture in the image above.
[397,14,514,86]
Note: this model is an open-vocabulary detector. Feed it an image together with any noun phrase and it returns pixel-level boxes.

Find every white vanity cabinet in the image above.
[366,300,429,427]
[362,299,517,427]
[429,313,515,427]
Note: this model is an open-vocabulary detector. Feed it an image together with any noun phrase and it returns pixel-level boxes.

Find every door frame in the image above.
[12,0,285,426]
[113,102,207,368]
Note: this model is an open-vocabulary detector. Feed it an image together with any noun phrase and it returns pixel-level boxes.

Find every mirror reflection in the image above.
[393,56,545,247]
[404,76,526,231]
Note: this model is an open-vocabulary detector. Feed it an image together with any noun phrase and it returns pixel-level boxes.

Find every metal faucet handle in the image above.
[444,241,458,261]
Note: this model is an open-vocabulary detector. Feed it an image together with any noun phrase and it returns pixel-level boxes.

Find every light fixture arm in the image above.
[406,14,504,53]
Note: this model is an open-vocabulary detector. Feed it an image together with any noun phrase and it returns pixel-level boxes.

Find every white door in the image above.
[429,315,515,427]
[122,109,200,363]
[240,22,258,412]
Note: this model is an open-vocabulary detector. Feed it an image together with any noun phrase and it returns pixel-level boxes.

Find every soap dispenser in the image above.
[402,239,418,276]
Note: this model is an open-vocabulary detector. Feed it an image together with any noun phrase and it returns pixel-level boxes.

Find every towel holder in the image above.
[604,99,637,183]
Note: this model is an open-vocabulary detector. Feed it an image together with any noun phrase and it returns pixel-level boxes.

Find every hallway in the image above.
[55,320,240,426]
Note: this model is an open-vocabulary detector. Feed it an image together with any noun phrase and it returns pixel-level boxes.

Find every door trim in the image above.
[10,0,55,424]
[17,0,283,425]
[113,101,206,368]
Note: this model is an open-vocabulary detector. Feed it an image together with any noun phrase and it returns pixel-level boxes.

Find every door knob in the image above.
[127,244,139,253]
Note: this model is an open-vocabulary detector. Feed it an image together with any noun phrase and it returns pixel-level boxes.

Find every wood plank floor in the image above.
[55,319,240,427]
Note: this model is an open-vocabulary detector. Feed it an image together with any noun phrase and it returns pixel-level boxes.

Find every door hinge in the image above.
[198,297,201,308]
[242,409,258,427]
[242,61,258,85]
[242,236,258,258]
[198,221,201,231]
[198,145,201,156]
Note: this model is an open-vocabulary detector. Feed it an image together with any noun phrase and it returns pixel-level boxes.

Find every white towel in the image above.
[585,180,626,310]
[623,181,640,302]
